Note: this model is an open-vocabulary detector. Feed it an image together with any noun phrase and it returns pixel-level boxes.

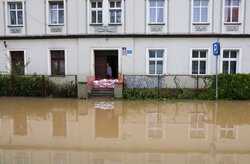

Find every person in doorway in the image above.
[107,63,112,78]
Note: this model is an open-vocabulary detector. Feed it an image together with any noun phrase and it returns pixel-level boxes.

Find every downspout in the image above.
[44,0,47,34]
[66,0,68,34]
[85,0,88,34]
[212,0,215,33]
[167,0,169,33]
[144,0,146,33]
[243,0,247,33]
[188,0,191,33]
[219,0,223,33]
[3,1,6,36]
[124,0,126,34]
[24,1,27,35]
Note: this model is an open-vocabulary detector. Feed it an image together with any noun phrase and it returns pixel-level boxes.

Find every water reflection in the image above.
[0,98,250,164]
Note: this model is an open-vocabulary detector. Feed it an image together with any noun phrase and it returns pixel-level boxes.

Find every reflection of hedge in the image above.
[0,75,76,98]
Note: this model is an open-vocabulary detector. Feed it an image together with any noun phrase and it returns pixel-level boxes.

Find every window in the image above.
[224,0,240,23]
[147,113,163,139]
[149,0,164,24]
[222,50,238,74]
[220,123,236,139]
[50,2,64,25]
[109,1,121,24]
[189,113,205,139]
[193,0,209,23]
[91,1,103,24]
[148,50,164,75]
[191,50,207,75]
[10,51,24,75]
[51,50,65,75]
[9,3,23,26]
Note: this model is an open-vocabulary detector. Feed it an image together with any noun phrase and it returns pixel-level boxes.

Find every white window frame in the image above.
[190,48,209,75]
[109,1,122,24]
[8,2,23,26]
[224,0,241,24]
[192,0,209,24]
[49,1,64,25]
[220,49,241,74]
[47,48,67,76]
[146,113,165,139]
[188,113,206,140]
[148,0,165,24]
[91,1,103,24]
[218,124,237,140]
[146,48,167,75]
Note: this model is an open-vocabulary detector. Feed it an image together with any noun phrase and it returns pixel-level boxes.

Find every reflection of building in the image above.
[0,98,250,163]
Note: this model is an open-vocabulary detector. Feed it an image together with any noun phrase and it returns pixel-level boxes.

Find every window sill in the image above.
[224,22,241,25]
[108,23,122,25]
[148,23,165,25]
[89,23,103,26]
[50,75,66,77]
[8,25,23,27]
[48,24,65,26]
[192,22,210,25]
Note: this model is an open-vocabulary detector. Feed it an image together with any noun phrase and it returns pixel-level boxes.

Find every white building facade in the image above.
[0,0,250,82]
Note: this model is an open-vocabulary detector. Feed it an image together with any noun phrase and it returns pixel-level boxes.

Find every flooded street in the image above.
[0,98,250,164]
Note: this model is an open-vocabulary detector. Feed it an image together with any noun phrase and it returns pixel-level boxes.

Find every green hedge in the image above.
[0,75,76,98]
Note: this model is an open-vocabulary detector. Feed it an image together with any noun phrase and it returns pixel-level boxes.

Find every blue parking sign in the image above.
[213,42,220,56]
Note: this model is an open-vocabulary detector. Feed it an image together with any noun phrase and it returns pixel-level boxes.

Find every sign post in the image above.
[213,42,220,100]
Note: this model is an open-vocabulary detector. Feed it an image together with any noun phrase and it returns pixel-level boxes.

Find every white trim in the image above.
[6,48,27,75]
[146,48,167,75]
[109,0,122,24]
[148,0,165,24]
[220,48,241,74]
[145,113,166,140]
[188,113,208,141]
[47,48,67,76]
[189,48,210,75]
[191,0,210,24]
[218,124,238,141]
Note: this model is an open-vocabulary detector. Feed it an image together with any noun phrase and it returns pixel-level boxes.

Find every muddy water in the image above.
[0,98,250,164]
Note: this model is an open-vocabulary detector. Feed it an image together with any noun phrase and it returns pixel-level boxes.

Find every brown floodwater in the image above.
[0,97,250,164]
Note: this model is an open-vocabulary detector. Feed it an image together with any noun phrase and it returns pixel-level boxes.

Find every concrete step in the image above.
[91,88,114,97]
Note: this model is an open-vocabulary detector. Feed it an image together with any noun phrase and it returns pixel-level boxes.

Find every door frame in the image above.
[91,48,122,78]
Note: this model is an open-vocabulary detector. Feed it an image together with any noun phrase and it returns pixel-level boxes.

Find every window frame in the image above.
[224,0,241,24]
[148,0,165,24]
[190,48,209,75]
[220,49,240,74]
[49,1,65,25]
[109,1,122,24]
[218,123,237,140]
[146,48,167,75]
[7,49,27,75]
[91,1,103,24]
[188,113,207,140]
[146,113,165,139]
[192,0,209,24]
[8,2,24,26]
[48,48,67,76]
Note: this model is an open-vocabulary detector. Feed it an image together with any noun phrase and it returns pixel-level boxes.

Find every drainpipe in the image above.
[212,0,215,33]
[24,1,27,35]
[124,0,126,34]
[3,1,6,36]
[66,0,68,34]
[243,0,247,33]
[85,0,88,34]
[219,0,223,33]
[188,0,191,33]
[144,0,146,33]
[167,0,169,33]
[44,0,47,34]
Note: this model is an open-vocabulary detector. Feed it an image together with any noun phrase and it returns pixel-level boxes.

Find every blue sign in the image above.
[213,42,220,56]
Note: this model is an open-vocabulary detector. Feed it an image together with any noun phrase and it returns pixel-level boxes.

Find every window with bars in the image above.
[51,50,65,76]
[220,123,236,139]
[9,3,23,26]
[10,51,25,75]
[109,1,122,24]
[222,50,238,74]
[189,113,205,139]
[224,0,240,23]
[91,1,103,24]
[147,113,163,139]
[191,50,207,75]
[193,0,209,23]
[50,2,64,25]
[149,0,164,23]
[148,50,164,75]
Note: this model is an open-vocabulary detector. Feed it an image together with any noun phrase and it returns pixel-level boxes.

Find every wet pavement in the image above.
[0,97,250,164]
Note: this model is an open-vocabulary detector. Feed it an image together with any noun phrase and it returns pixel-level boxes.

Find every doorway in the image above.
[94,50,118,79]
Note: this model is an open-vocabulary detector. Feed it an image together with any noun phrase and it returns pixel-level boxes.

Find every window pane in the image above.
[98,11,102,23]
[230,61,237,74]
[149,51,155,58]
[116,11,121,23]
[223,51,229,58]
[149,1,156,7]
[192,51,199,58]
[201,8,208,22]
[17,11,23,25]
[110,2,115,8]
[157,1,164,7]
[198,115,204,128]
[231,51,237,58]
[150,8,156,22]
[194,8,200,22]
[194,0,200,6]
[92,11,96,23]
[98,2,102,8]
[51,10,57,24]
[92,2,96,8]
[233,0,239,6]
[59,10,64,24]
[225,0,231,6]
[60,60,65,75]
[232,7,239,22]
[201,0,208,6]
[59,3,64,9]
[10,11,16,25]
[17,4,22,9]
[110,11,115,23]
[192,61,198,74]
[157,51,163,58]
[200,61,206,74]
[225,7,231,22]
[157,61,163,74]
[149,61,155,74]
[10,4,16,9]
[52,60,59,75]
[223,61,229,74]
[116,1,121,7]
[50,3,57,9]
[157,8,164,23]
[200,51,206,58]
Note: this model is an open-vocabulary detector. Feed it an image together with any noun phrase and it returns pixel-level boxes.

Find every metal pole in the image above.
[216,55,218,99]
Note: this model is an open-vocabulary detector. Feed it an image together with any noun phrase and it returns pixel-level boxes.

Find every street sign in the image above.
[213,42,220,56]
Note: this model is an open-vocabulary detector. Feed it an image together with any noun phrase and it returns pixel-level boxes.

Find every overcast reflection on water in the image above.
[0,98,250,164]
